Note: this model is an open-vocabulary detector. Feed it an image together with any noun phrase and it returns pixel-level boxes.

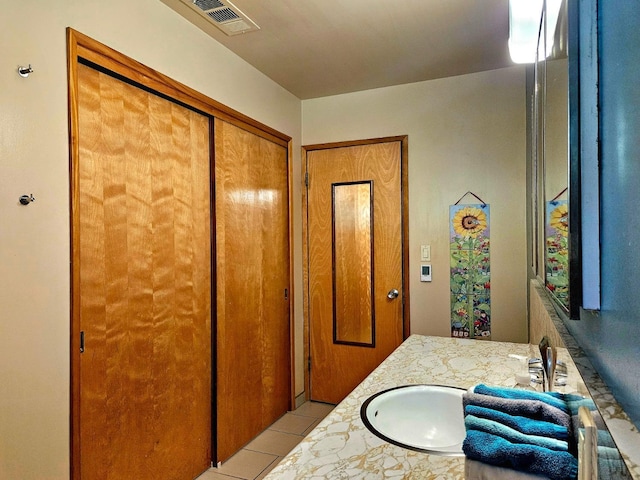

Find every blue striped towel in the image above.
[463,429,578,480]
[465,404,569,439]
[465,415,569,451]
[472,384,569,413]
[463,391,571,428]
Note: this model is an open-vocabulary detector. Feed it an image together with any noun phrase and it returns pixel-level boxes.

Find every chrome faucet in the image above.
[544,346,556,392]
[538,336,556,392]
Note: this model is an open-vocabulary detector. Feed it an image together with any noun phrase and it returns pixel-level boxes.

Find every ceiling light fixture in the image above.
[508,0,562,64]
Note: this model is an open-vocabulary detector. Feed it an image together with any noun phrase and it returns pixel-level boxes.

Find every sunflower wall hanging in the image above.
[545,200,569,309]
[450,203,491,339]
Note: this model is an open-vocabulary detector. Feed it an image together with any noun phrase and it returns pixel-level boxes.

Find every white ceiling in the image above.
[160,0,514,100]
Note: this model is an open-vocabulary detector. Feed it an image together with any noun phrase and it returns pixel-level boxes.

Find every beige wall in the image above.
[0,1,301,478]
[302,66,528,343]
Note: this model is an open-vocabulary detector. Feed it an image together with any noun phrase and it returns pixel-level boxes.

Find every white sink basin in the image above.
[360,384,466,455]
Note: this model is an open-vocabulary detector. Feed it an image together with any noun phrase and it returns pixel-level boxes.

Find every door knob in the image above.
[387,289,399,299]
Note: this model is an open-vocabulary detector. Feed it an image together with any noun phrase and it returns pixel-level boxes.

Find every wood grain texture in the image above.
[68,27,83,479]
[69,28,296,478]
[333,183,373,345]
[400,136,411,339]
[308,141,404,404]
[68,28,289,148]
[76,64,211,480]
[214,119,291,463]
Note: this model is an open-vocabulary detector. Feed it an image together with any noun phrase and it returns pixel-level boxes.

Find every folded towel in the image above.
[597,447,631,479]
[463,391,571,428]
[569,407,609,457]
[565,397,596,415]
[463,429,578,480]
[465,458,549,480]
[465,415,569,451]
[598,445,624,460]
[571,409,605,437]
[472,384,569,413]
[570,406,631,478]
[545,391,585,402]
[465,404,569,439]
[596,430,617,449]
[575,427,617,449]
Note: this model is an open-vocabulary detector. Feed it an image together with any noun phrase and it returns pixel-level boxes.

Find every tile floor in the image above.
[197,401,335,480]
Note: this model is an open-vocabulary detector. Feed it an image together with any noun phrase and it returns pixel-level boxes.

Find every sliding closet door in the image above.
[214,118,291,463]
[75,63,212,479]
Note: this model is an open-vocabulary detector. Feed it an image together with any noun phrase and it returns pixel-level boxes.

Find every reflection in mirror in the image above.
[534,10,547,280]
[544,57,569,309]
[332,181,374,346]
[534,0,571,313]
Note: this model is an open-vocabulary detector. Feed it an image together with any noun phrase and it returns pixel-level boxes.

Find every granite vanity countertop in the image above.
[265,335,549,479]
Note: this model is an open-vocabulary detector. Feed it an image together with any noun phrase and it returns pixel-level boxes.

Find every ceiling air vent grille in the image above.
[194,0,224,10]
[207,7,240,23]
[183,0,260,36]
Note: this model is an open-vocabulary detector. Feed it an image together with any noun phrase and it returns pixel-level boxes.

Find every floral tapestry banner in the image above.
[546,200,568,308]
[450,204,491,339]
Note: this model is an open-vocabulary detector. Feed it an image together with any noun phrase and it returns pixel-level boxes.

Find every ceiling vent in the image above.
[182,0,260,36]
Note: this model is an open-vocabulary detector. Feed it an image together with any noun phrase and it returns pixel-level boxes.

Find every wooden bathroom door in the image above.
[73,63,212,479]
[306,139,406,404]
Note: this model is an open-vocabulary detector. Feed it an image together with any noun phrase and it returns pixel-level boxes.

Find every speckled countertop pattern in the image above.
[265,334,637,479]
[265,335,545,479]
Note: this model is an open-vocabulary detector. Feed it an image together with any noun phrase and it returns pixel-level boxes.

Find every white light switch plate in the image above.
[421,245,431,262]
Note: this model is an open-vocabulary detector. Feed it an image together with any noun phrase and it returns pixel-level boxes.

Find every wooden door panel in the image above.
[308,141,404,404]
[215,119,291,462]
[77,64,211,479]
[333,182,374,345]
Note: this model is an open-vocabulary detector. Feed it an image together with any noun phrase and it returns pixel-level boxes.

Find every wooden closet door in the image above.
[75,64,212,480]
[214,119,291,463]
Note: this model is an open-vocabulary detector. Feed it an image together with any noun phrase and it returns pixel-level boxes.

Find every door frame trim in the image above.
[67,28,295,476]
[301,136,410,401]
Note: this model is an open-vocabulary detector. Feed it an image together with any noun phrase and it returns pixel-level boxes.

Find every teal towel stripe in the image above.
[463,391,571,428]
[463,429,578,480]
[465,404,569,439]
[465,414,569,451]
[472,384,570,412]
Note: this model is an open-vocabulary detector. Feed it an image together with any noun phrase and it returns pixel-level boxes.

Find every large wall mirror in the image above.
[533,0,582,318]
